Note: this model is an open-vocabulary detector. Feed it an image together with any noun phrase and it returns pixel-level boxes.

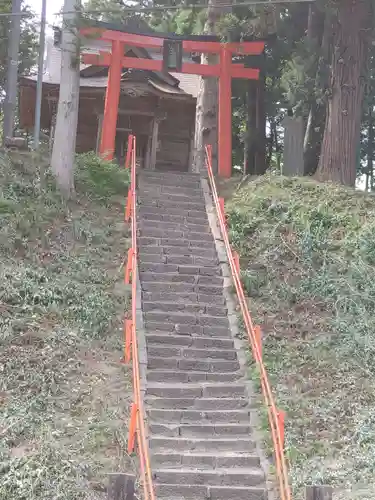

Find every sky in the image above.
[27,0,64,34]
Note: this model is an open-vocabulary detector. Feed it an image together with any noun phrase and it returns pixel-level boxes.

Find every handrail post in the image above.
[107,473,135,500]
[125,134,133,169]
[305,486,333,500]
[124,319,133,363]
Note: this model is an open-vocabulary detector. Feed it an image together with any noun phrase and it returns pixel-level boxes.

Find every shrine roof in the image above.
[21,37,200,99]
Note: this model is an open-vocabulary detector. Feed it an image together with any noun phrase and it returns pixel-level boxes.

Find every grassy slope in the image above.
[0,151,133,500]
[225,175,375,500]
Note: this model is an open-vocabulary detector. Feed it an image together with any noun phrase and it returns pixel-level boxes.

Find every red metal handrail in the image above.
[205,144,292,500]
[124,135,155,500]
[122,137,291,500]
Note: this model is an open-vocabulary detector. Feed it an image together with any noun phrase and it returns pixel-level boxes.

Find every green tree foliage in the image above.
[0,0,38,95]
[84,0,206,34]
[84,0,148,24]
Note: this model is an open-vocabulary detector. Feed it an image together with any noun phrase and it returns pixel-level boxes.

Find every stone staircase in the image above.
[137,171,268,500]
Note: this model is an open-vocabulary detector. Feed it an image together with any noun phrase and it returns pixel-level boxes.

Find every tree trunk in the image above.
[193,0,227,174]
[270,118,281,171]
[244,79,257,175]
[289,4,310,42]
[267,121,273,168]
[245,73,267,176]
[367,107,374,191]
[306,3,324,42]
[51,0,81,196]
[315,0,372,186]
[255,71,267,175]
[303,5,327,175]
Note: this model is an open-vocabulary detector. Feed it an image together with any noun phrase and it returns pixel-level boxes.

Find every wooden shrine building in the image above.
[19,21,199,172]
[19,20,265,177]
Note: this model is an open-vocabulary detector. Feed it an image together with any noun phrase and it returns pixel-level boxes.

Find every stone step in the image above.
[145,323,231,338]
[143,311,229,328]
[139,187,203,200]
[147,370,242,383]
[142,291,225,306]
[139,255,220,271]
[139,170,201,178]
[146,397,250,410]
[146,333,233,349]
[138,227,213,242]
[138,180,202,193]
[139,220,210,235]
[147,345,237,361]
[138,174,201,189]
[143,257,219,270]
[140,273,196,285]
[140,262,222,278]
[139,191,204,204]
[143,302,227,317]
[138,178,202,191]
[149,436,256,453]
[149,422,252,438]
[146,383,246,399]
[153,468,265,487]
[138,179,202,190]
[152,257,219,269]
[140,263,179,274]
[139,245,217,260]
[155,164,197,173]
[141,281,223,295]
[151,451,260,470]
[147,356,240,373]
[139,199,206,212]
[138,237,215,250]
[138,211,208,226]
[140,273,223,287]
[155,483,267,500]
[138,207,207,220]
[138,186,200,195]
[148,408,251,424]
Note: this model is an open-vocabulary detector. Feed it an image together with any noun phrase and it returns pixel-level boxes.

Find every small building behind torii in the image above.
[19,21,199,173]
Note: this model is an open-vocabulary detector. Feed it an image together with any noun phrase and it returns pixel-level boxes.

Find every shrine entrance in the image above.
[81,25,265,178]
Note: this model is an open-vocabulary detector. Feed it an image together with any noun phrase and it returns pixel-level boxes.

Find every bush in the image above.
[75,152,130,201]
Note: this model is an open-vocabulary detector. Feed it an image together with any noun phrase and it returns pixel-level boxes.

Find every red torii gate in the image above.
[81,28,265,178]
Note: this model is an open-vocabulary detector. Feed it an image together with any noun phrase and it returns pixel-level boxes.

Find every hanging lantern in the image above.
[162,39,183,73]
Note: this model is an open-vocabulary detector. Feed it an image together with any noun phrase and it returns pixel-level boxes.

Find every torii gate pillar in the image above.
[100,40,123,160]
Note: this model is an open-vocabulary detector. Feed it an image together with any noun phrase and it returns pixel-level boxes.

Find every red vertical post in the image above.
[218,47,232,178]
[99,40,123,160]
[233,250,240,275]
[125,134,133,169]
[218,197,226,227]
[125,192,132,222]
[124,319,133,363]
